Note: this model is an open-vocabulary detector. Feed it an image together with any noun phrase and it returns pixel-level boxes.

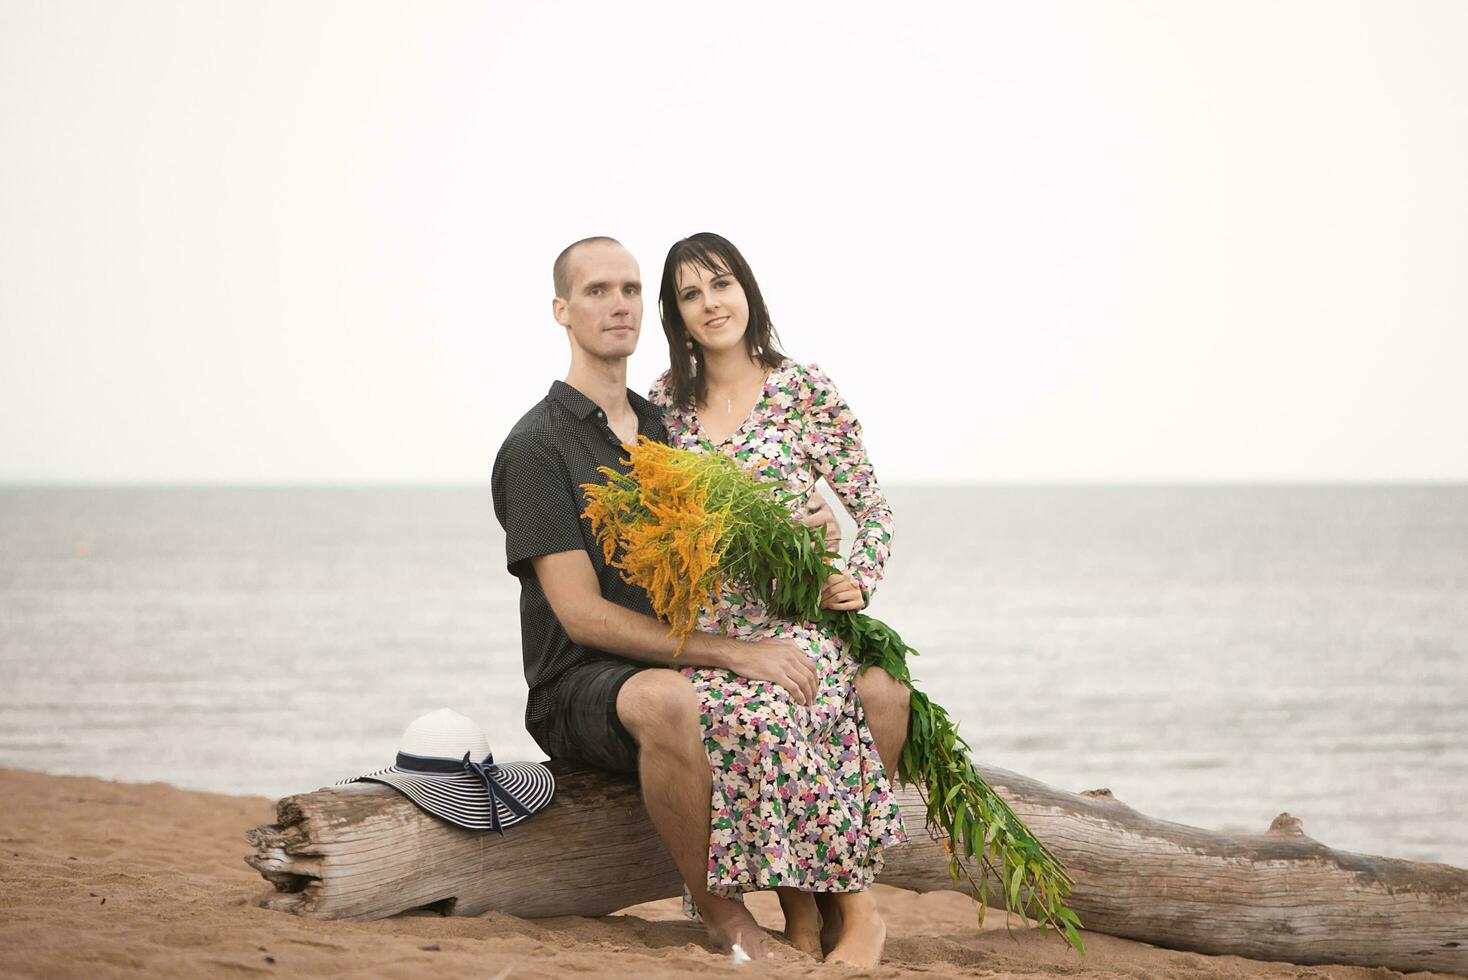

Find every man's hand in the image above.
[531,550,820,703]
[802,492,841,553]
[723,636,819,706]
[819,571,866,611]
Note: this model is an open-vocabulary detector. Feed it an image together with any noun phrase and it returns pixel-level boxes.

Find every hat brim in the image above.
[342,760,554,832]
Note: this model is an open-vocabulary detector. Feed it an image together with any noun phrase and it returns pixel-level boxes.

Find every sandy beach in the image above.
[0,768,1460,980]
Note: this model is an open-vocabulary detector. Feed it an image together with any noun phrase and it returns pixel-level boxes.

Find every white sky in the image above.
[1,0,1465,484]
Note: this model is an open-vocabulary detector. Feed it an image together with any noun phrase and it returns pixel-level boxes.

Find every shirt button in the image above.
[596,411,605,420]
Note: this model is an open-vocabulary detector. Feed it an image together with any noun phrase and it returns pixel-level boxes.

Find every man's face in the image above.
[553,241,643,361]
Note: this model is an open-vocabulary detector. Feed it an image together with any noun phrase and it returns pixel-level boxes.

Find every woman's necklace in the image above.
[705,366,767,419]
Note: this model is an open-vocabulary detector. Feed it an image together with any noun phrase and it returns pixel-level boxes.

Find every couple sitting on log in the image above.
[276,231,1468,977]
[490,233,914,967]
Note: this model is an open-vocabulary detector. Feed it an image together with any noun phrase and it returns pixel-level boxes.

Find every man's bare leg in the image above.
[817,665,913,952]
[617,669,770,959]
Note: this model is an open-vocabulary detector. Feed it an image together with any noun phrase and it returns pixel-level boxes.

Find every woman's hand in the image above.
[819,572,866,611]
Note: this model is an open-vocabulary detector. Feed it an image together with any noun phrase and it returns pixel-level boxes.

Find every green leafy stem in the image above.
[589,447,1084,953]
[713,474,1084,953]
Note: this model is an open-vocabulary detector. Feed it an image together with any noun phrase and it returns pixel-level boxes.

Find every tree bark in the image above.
[246,762,1468,974]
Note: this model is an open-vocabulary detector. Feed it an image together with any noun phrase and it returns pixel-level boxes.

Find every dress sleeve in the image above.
[797,363,894,601]
[647,371,674,409]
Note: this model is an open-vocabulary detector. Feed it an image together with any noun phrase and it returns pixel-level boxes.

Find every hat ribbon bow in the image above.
[395,750,534,835]
[459,751,527,836]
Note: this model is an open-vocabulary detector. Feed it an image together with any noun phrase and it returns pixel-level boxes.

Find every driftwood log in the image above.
[247,762,1468,974]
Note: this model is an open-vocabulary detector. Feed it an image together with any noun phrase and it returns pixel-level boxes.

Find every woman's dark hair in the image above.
[659,232,786,409]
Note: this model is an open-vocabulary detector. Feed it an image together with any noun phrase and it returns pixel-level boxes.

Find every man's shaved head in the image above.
[554,236,623,299]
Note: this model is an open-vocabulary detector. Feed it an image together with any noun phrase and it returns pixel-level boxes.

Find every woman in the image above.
[648,232,906,968]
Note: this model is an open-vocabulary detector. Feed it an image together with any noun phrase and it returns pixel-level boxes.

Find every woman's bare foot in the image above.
[776,888,823,959]
[699,895,772,961]
[824,891,887,970]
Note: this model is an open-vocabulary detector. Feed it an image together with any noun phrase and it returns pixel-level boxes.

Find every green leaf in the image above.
[1064,921,1085,956]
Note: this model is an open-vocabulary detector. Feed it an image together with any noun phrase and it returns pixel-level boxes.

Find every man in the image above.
[491,236,910,960]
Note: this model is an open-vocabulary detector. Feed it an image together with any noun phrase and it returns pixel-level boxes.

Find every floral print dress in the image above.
[648,359,907,902]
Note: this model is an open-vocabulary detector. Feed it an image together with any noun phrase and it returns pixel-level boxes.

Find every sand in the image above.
[0,767,1460,980]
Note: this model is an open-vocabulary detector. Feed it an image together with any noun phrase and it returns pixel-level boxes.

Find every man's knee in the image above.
[617,669,701,745]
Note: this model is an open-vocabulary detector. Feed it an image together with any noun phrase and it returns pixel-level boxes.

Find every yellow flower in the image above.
[582,437,730,654]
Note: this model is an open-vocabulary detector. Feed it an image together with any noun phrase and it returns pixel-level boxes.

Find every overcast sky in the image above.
[2,1,1464,484]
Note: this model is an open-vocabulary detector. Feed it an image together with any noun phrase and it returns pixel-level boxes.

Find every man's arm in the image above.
[530,550,818,705]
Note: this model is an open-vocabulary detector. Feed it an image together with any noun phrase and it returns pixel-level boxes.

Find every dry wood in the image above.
[247,761,1468,974]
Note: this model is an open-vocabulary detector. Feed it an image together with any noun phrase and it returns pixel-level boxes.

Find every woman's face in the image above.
[675,260,749,356]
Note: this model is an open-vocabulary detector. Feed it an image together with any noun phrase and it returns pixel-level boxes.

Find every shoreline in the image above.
[0,767,1461,980]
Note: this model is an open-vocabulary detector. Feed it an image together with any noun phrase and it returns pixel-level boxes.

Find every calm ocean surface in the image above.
[1,486,1464,868]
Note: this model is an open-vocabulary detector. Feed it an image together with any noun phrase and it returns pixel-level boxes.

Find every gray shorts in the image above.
[527,657,646,774]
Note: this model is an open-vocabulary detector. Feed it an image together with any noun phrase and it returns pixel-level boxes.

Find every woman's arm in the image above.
[798,363,894,603]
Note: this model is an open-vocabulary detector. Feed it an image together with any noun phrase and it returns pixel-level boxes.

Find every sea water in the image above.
[1,485,1464,867]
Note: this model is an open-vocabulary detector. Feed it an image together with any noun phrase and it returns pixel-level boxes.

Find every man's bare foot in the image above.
[825,892,887,970]
[699,896,772,961]
[776,888,823,959]
[815,893,843,957]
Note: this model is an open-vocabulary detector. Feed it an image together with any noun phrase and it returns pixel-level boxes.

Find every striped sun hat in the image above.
[342,708,554,834]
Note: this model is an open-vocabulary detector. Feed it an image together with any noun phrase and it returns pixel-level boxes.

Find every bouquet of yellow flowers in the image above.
[583,438,1083,952]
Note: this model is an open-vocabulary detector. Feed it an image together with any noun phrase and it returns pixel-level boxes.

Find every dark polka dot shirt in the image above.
[491,380,669,728]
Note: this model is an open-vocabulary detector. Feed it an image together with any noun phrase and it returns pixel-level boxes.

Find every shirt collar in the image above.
[548,380,664,430]
[547,380,601,420]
